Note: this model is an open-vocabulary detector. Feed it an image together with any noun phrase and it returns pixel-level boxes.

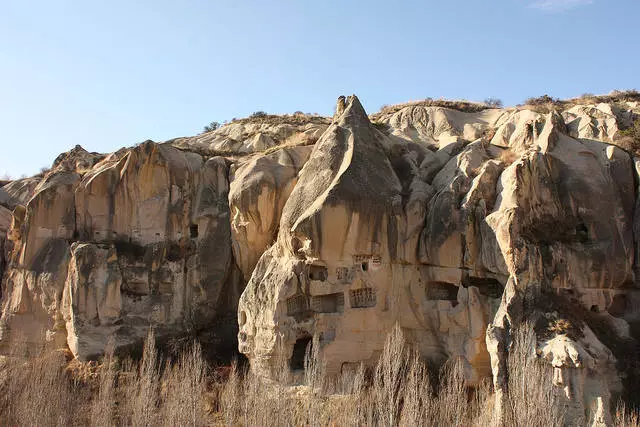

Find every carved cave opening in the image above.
[336,267,353,283]
[467,277,504,299]
[349,288,377,308]
[608,294,628,317]
[287,294,308,317]
[309,265,328,281]
[189,224,199,238]
[426,282,459,301]
[290,335,312,371]
[311,292,345,313]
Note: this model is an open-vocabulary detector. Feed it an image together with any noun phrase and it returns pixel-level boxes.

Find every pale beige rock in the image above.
[238,96,505,382]
[374,104,506,149]
[229,146,313,280]
[0,170,78,352]
[540,326,617,426]
[2,94,640,426]
[1,142,243,359]
[563,104,621,142]
[0,177,40,210]
[236,95,640,424]
[171,116,329,155]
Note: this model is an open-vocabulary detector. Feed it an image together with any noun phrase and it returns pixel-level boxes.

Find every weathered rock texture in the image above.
[236,95,640,425]
[1,143,243,359]
[2,94,640,424]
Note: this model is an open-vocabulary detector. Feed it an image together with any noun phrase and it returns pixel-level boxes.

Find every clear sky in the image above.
[1,0,638,178]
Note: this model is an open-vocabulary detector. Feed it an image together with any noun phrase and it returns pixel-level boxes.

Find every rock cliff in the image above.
[2,94,640,424]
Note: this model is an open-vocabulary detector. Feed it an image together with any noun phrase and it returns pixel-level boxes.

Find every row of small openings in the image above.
[310,261,371,283]
[310,293,345,313]
[288,289,376,314]
[349,288,376,308]
[94,226,198,240]
[286,294,308,316]
[336,267,353,283]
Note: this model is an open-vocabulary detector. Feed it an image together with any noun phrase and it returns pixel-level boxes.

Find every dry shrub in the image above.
[524,94,561,106]
[90,339,116,426]
[91,330,209,426]
[399,352,432,426]
[435,359,469,426]
[498,148,518,165]
[522,89,640,114]
[617,119,640,157]
[373,324,411,426]
[504,324,564,427]
[2,323,639,426]
[232,112,329,127]
[484,97,504,108]
[122,330,160,426]
[159,342,207,426]
[373,98,493,118]
[220,359,243,425]
[615,401,640,426]
[0,350,86,426]
[574,89,640,106]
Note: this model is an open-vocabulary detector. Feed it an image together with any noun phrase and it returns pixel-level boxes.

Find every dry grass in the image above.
[372,98,493,119]
[0,351,85,426]
[522,89,640,114]
[615,401,640,427]
[504,324,564,426]
[231,112,330,127]
[616,118,640,157]
[498,148,518,166]
[0,324,638,426]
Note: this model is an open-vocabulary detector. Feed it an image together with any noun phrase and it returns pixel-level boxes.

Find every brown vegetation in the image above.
[498,148,518,166]
[522,89,640,114]
[231,112,330,127]
[372,98,494,119]
[0,324,637,426]
[616,118,640,158]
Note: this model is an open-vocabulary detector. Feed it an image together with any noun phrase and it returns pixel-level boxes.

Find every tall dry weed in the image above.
[615,401,640,427]
[159,342,207,426]
[504,323,564,427]
[0,350,82,426]
[123,329,160,426]
[90,338,116,426]
[2,322,640,426]
[373,324,410,426]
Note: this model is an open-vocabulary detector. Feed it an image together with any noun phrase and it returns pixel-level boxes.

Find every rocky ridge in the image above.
[2,93,640,424]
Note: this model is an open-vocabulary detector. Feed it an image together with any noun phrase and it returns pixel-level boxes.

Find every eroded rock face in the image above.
[229,146,313,280]
[236,95,640,424]
[0,142,243,359]
[2,94,640,424]
[171,116,329,155]
[238,97,508,380]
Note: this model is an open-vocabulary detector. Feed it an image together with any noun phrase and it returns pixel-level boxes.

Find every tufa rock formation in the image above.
[2,94,640,424]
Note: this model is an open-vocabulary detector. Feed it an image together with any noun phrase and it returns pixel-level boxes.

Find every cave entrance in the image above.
[290,336,312,371]
[467,277,504,299]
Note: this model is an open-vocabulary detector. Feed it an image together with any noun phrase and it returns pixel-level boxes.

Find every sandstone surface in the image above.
[2,93,640,424]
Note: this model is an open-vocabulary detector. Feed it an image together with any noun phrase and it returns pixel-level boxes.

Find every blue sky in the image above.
[1,0,638,177]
